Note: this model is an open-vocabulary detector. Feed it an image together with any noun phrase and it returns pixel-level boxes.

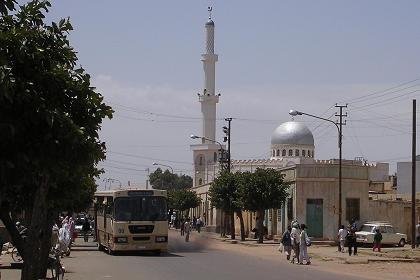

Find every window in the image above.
[277,209,281,222]
[295,149,299,156]
[272,150,275,157]
[346,198,360,222]
[199,156,203,166]
[288,149,293,156]
[198,178,203,185]
[307,150,311,157]
[276,149,280,156]
[214,152,217,162]
[302,150,306,157]
[282,149,286,156]
[311,150,314,158]
[114,196,167,221]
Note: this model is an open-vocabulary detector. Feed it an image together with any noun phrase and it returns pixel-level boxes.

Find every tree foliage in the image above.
[239,168,289,243]
[168,189,201,215]
[0,1,112,278]
[149,168,192,190]
[209,171,242,212]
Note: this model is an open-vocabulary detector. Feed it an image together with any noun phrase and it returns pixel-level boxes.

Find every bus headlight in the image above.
[155,236,168,243]
[115,237,128,243]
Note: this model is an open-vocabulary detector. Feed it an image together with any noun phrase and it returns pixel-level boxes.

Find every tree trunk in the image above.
[21,177,49,280]
[38,212,54,279]
[220,211,224,237]
[236,210,246,241]
[0,202,26,259]
[230,210,235,240]
[257,209,265,244]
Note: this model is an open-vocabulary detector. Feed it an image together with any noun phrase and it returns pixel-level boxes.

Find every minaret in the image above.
[191,7,223,187]
[199,7,219,144]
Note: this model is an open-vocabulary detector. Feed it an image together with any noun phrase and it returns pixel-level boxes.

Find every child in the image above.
[373,228,382,252]
[337,225,347,253]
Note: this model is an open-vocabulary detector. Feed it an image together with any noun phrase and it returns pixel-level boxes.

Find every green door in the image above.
[306,199,323,238]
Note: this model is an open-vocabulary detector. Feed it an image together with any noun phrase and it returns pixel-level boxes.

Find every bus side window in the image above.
[106,196,114,217]
[96,197,104,215]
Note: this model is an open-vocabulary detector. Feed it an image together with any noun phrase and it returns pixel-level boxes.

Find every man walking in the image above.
[184,218,191,242]
[290,221,301,264]
[82,218,91,242]
[337,225,347,253]
[416,220,420,248]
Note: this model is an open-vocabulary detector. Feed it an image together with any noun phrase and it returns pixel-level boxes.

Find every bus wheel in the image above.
[153,250,161,256]
[98,243,105,252]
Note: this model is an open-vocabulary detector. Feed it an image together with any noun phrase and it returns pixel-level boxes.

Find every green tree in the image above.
[239,168,290,243]
[149,168,192,190]
[0,1,112,279]
[168,189,201,218]
[208,171,246,241]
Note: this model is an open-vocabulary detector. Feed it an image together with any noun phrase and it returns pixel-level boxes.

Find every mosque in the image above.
[190,10,391,240]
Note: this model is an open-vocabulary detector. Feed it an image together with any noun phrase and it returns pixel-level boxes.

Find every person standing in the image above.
[290,222,301,264]
[184,218,191,242]
[347,219,358,256]
[196,216,203,233]
[180,218,185,236]
[192,216,197,231]
[337,225,347,253]
[82,218,90,242]
[281,226,292,260]
[416,221,420,248]
[299,224,311,265]
[373,228,382,252]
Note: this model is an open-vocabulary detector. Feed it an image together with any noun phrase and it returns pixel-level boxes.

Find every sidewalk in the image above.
[190,228,420,263]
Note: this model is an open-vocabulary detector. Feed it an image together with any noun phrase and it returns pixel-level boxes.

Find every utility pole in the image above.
[224,118,232,173]
[335,104,348,228]
[412,99,416,249]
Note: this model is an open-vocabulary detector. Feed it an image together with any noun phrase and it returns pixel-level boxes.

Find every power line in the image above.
[107,150,193,165]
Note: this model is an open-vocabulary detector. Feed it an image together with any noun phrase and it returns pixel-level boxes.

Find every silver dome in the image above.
[271,121,314,145]
[205,19,214,26]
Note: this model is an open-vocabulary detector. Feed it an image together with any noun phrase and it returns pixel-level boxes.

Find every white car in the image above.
[356,222,407,247]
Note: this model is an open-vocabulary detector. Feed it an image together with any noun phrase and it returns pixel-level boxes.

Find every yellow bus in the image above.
[94,189,168,254]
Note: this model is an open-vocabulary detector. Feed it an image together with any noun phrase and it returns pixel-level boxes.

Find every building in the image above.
[188,10,392,241]
[396,156,420,194]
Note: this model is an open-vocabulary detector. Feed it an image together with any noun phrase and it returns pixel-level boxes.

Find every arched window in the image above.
[302,150,306,157]
[311,150,314,158]
[295,149,300,156]
[307,150,311,157]
[282,149,286,156]
[272,150,275,157]
[214,152,217,162]
[199,155,203,166]
[198,178,203,185]
[288,149,293,156]
[276,149,280,156]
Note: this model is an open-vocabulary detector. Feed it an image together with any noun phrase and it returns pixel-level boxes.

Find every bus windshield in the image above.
[114,196,167,221]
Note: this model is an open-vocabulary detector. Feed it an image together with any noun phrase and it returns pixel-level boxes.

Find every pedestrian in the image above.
[184,218,191,242]
[346,219,358,256]
[281,226,292,260]
[299,224,311,265]
[290,221,301,264]
[416,220,420,248]
[82,217,91,242]
[192,216,197,231]
[337,225,347,253]
[373,228,382,252]
[68,217,76,244]
[196,216,203,233]
[180,219,185,236]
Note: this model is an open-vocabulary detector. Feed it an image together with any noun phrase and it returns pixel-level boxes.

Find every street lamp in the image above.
[153,162,174,173]
[190,134,224,151]
[289,109,344,228]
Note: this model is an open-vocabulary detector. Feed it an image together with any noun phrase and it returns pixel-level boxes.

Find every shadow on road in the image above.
[168,232,213,254]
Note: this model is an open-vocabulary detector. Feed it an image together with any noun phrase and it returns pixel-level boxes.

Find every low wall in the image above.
[367,200,420,242]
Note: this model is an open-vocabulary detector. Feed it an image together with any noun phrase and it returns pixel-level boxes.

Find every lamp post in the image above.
[289,109,344,228]
[153,162,174,173]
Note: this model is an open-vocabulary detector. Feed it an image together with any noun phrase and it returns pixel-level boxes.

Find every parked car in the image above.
[356,221,407,247]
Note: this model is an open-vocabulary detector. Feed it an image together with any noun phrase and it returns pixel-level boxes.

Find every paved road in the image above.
[50,231,365,280]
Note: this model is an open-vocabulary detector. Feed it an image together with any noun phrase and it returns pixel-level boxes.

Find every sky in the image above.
[45,0,420,189]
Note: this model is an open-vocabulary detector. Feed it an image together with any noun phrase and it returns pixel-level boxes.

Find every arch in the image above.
[302,150,306,157]
[282,149,286,156]
[276,149,280,156]
[295,149,299,156]
[288,149,293,156]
